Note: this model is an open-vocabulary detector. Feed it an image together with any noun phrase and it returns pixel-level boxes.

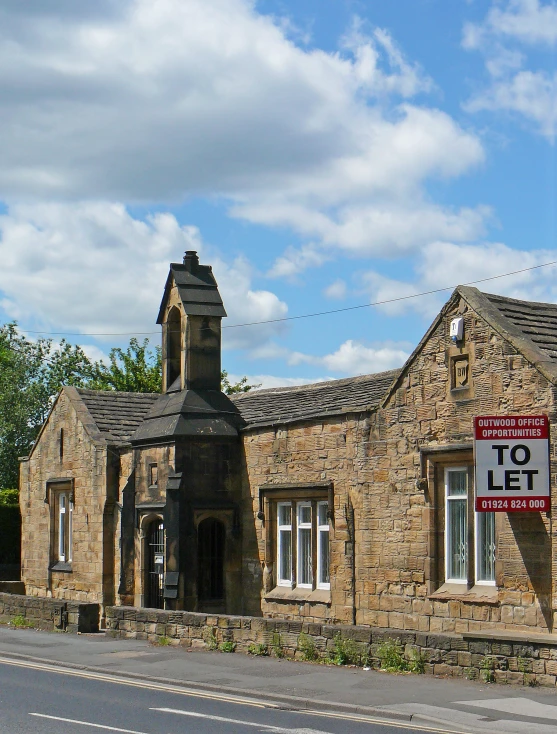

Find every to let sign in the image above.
[474,415,550,512]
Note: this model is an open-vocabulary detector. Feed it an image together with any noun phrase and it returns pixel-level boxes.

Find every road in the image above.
[0,659,446,734]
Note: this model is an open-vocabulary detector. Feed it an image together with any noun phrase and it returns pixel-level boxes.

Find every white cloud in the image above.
[267,244,329,279]
[464,0,557,47]
[225,373,332,389]
[463,1,557,139]
[321,339,409,375]
[287,339,410,375]
[0,0,458,203]
[0,0,486,272]
[466,70,557,139]
[324,280,347,300]
[0,202,287,352]
[363,240,557,318]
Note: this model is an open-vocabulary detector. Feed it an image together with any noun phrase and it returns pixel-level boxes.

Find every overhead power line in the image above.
[16,259,557,338]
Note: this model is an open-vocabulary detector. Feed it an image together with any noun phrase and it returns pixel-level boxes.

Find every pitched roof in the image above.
[156,252,226,323]
[76,389,160,445]
[230,370,401,428]
[483,291,557,360]
[457,287,557,385]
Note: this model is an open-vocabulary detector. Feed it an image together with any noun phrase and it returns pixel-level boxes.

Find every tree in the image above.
[88,338,162,393]
[0,323,94,489]
[0,325,256,490]
[221,370,259,394]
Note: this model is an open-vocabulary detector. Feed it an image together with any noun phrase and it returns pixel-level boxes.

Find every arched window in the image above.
[197,518,225,601]
[166,306,181,389]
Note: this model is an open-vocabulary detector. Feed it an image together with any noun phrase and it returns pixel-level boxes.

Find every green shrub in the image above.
[376,638,408,672]
[247,643,268,656]
[298,633,319,662]
[204,627,218,650]
[480,656,496,683]
[10,614,31,628]
[219,641,236,653]
[157,636,170,646]
[271,632,285,658]
[326,633,363,666]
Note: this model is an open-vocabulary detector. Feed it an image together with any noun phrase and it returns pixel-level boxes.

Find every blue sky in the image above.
[0,0,555,387]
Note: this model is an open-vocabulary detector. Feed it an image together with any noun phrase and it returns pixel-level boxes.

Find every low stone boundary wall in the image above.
[0,593,99,633]
[106,606,557,688]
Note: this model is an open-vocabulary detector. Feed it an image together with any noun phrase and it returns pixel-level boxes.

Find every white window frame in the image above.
[444,466,496,586]
[316,501,330,590]
[57,491,73,563]
[296,502,313,589]
[277,502,293,587]
[475,510,496,586]
[445,467,468,584]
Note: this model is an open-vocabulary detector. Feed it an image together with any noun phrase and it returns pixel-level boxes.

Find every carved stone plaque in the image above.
[453,356,469,388]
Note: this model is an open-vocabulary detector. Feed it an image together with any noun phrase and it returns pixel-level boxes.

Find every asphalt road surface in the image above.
[0,659,450,734]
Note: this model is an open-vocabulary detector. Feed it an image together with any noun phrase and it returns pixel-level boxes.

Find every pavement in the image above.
[1,625,557,733]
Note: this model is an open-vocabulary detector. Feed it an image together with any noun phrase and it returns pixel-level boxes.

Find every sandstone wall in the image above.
[20,390,109,603]
[106,605,557,688]
[240,293,557,633]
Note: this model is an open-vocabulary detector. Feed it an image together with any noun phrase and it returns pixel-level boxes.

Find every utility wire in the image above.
[13,259,557,338]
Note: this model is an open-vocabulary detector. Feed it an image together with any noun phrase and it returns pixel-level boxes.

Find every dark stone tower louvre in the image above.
[129,251,245,613]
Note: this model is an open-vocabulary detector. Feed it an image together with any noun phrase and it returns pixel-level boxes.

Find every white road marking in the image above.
[455,697,557,721]
[0,656,268,707]
[29,713,149,733]
[151,707,331,733]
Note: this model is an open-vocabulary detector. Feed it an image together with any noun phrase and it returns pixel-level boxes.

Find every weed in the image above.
[480,656,496,683]
[271,632,285,658]
[219,641,236,653]
[526,675,539,687]
[10,615,31,628]
[157,636,170,646]
[326,633,362,666]
[517,656,531,674]
[407,648,425,675]
[298,633,319,662]
[204,627,219,651]
[247,643,268,656]
[464,667,477,681]
[376,638,408,673]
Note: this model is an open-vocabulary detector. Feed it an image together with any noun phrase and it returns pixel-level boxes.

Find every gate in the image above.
[146,520,164,609]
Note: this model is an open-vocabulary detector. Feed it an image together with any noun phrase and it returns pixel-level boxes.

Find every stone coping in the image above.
[462,629,557,645]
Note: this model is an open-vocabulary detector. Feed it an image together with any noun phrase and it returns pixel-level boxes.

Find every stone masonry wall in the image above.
[240,293,557,633]
[0,592,99,633]
[20,390,109,604]
[106,605,557,688]
[369,295,557,634]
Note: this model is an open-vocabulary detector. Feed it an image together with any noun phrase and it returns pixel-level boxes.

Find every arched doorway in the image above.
[197,518,225,606]
[145,519,165,609]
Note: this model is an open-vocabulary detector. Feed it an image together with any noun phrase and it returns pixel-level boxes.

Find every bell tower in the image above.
[159,250,226,393]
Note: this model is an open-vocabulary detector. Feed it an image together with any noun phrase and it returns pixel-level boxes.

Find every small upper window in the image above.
[149,464,158,487]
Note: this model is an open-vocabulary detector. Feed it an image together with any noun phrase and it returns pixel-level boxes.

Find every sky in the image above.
[0,0,555,388]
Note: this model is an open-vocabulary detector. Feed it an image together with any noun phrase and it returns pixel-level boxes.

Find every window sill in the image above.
[264,587,331,605]
[429,583,498,604]
[49,561,73,573]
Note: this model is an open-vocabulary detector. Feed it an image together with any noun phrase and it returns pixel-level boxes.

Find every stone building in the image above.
[19,252,557,635]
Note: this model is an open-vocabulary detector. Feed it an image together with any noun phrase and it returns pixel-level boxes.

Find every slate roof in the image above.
[230,370,401,428]
[76,389,160,445]
[483,291,557,361]
[156,252,226,323]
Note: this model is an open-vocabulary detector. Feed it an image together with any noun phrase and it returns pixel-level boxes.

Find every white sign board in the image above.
[474,415,550,512]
